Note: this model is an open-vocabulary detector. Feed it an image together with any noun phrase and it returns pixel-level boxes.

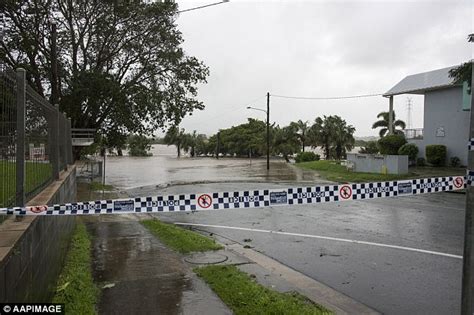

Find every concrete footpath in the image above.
[83,215,231,315]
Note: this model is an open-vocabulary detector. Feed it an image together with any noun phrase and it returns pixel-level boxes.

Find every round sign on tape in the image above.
[453,177,464,189]
[28,205,48,213]
[339,185,352,200]
[197,194,213,209]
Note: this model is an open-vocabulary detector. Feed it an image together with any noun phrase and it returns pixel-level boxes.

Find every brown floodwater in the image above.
[103,145,324,190]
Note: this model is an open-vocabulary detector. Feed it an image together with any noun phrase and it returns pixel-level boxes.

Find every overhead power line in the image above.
[271,93,383,100]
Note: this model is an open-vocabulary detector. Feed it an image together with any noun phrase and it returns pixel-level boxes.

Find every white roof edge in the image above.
[384,65,462,97]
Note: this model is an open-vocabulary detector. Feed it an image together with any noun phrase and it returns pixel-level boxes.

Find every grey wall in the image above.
[347,153,408,174]
[0,168,76,303]
[409,86,470,165]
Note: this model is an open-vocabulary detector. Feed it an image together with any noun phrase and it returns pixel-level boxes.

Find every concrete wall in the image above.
[409,86,470,166]
[347,153,408,174]
[0,166,76,302]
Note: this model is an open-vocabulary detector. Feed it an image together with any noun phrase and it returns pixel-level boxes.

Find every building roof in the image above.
[384,66,461,97]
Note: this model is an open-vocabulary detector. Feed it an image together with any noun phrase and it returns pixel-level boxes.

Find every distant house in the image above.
[384,66,471,166]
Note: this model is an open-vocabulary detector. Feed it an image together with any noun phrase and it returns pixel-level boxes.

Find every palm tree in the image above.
[372,111,406,137]
[308,115,355,160]
[290,120,309,152]
[164,126,186,157]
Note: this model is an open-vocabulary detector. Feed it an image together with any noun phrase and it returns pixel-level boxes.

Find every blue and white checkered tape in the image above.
[469,138,474,151]
[0,175,468,216]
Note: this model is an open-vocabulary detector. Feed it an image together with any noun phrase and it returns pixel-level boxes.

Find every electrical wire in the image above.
[271,93,383,100]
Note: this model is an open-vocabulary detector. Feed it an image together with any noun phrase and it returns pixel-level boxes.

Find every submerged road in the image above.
[135,183,465,315]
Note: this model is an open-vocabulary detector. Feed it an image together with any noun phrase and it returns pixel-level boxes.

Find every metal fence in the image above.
[0,66,72,212]
[404,128,424,140]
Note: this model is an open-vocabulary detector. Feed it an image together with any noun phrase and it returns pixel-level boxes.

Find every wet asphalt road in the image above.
[136,183,466,315]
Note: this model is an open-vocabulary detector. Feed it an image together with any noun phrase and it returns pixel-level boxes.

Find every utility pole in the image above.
[461,33,474,315]
[266,92,270,170]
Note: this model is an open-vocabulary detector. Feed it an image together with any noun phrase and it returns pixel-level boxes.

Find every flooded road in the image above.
[104,145,326,191]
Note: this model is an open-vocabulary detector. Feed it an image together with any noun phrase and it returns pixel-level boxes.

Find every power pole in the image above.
[266,92,270,170]
[461,34,474,315]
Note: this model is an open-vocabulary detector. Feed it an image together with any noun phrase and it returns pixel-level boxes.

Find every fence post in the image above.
[16,68,26,207]
[67,118,73,165]
[62,112,68,171]
[51,105,60,180]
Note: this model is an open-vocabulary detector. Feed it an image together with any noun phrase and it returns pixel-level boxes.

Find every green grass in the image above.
[141,219,223,254]
[195,265,332,315]
[89,181,114,191]
[0,161,52,207]
[296,160,465,183]
[296,160,412,183]
[52,221,99,314]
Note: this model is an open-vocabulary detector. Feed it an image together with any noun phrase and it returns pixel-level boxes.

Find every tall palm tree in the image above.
[372,111,406,137]
[290,120,309,152]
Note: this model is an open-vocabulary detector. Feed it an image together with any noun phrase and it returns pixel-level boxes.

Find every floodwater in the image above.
[103,144,327,190]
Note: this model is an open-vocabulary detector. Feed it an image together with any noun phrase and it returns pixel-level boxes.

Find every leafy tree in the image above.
[378,134,407,155]
[308,115,355,160]
[164,126,186,158]
[272,124,300,162]
[181,130,206,157]
[359,141,379,154]
[290,120,309,152]
[372,111,406,137]
[128,135,152,157]
[449,61,472,90]
[1,1,208,151]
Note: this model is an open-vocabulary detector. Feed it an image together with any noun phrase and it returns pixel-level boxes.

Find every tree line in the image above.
[162,116,356,161]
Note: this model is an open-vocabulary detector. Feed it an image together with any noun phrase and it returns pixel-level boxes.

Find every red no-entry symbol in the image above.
[197,194,213,208]
[453,177,464,189]
[339,185,352,200]
[28,205,48,213]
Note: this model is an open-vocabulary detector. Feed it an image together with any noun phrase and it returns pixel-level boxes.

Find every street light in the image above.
[178,0,229,14]
[246,93,270,170]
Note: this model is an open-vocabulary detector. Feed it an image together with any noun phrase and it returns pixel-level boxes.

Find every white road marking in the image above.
[175,222,463,260]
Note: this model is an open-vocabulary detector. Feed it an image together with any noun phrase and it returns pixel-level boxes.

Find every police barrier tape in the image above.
[0,175,471,216]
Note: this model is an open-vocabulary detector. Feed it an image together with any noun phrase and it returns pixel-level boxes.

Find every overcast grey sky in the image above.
[175,0,473,137]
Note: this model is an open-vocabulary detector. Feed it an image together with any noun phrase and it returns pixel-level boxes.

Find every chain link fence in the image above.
[0,66,72,219]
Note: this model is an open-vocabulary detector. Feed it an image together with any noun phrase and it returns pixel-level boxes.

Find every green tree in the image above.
[359,141,379,154]
[164,126,186,158]
[372,111,406,137]
[308,116,355,160]
[272,124,300,162]
[128,135,152,157]
[1,1,208,151]
[449,61,472,90]
[290,120,309,152]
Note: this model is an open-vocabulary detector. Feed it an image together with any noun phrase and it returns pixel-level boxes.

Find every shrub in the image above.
[295,152,320,163]
[359,141,379,154]
[450,156,461,168]
[416,157,426,166]
[425,145,446,166]
[398,143,418,164]
[378,134,407,155]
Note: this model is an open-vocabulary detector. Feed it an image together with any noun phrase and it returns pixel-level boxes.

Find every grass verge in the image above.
[296,160,412,183]
[296,160,465,183]
[141,219,223,254]
[52,221,99,314]
[89,181,114,191]
[195,265,332,315]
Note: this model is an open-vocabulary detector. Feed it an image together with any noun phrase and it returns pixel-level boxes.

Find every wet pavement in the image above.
[147,183,466,315]
[83,215,231,315]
